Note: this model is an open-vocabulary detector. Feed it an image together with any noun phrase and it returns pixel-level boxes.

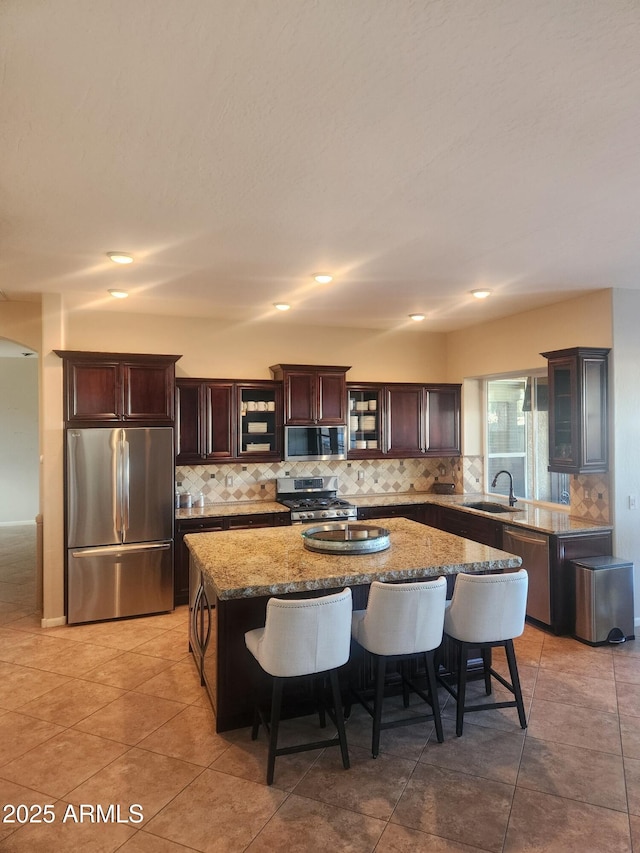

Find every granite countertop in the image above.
[177,492,611,535]
[176,500,286,521]
[185,516,522,600]
[348,492,613,535]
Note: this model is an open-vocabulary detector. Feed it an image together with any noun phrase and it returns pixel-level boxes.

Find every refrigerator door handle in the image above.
[71,542,172,558]
[121,435,130,539]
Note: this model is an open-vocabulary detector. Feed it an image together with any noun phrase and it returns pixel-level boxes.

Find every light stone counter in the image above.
[346,493,612,535]
[185,516,522,601]
[176,493,611,535]
[176,500,286,521]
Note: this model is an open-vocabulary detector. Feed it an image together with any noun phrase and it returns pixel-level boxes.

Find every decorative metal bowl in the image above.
[301,523,390,555]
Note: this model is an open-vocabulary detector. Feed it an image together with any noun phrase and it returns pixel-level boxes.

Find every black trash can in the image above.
[572,556,635,646]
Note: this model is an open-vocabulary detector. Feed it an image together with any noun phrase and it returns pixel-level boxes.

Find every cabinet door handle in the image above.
[201,587,213,655]
[192,585,203,651]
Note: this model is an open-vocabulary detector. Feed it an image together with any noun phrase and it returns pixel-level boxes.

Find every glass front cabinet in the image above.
[348,385,383,456]
[238,382,282,460]
[542,347,609,474]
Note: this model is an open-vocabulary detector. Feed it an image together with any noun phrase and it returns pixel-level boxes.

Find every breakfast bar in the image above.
[186,517,522,731]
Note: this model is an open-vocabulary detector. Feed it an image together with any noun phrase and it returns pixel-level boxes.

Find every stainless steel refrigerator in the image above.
[66,427,174,624]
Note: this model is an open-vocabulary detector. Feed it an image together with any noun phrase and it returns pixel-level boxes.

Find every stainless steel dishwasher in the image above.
[502,526,551,626]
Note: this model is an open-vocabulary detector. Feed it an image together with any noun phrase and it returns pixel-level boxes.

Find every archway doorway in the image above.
[0,336,39,622]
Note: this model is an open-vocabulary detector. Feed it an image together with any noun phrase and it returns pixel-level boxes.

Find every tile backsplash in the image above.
[176,457,463,503]
[176,454,611,524]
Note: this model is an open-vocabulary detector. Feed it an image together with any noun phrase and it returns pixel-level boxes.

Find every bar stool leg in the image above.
[456,642,469,737]
[401,660,411,708]
[251,706,260,741]
[329,669,350,770]
[267,678,283,786]
[505,639,527,729]
[482,648,492,695]
[425,650,444,743]
[372,656,386,758]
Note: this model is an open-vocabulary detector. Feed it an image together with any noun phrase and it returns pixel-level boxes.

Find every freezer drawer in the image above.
[67,541,173,624]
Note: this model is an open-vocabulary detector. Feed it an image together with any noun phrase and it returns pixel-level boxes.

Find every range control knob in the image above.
[321,511,329,518]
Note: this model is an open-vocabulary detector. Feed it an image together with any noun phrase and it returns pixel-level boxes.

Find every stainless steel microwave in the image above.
[284,425,347,462]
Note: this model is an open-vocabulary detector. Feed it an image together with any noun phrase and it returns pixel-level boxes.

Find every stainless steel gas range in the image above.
[276,476,357,524]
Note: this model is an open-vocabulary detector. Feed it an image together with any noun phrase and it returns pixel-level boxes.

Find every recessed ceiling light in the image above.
[273,302,291,311]
[313,274,333,284]
[108,289,129,299]
[471,289,491,299]
[409,313,426,322]
[107,252,134,264]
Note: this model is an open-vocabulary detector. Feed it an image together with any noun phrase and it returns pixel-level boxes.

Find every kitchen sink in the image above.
[462,501,521,514]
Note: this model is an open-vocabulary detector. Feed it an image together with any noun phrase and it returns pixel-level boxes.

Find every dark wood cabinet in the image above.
[349,382,461,458]
[550,529,613,635]
[237,382,283,460]
[357,504,426,524]
[176,380,234,463]
[177,517,225,605]
[542,347,609,474]
[176,379,281,463]
[176,511,291,605]
[425,385,461,454]
[347,385,383,456]
[270,364,350,425]
[56,350,179,425]
[436,506,502,548]
[386,385,424,456]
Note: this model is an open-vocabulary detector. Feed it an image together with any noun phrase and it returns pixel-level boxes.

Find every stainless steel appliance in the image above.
[502,525,551,626]
[277,476,357,523]
[66,427,174,624]
[284,426,347,462]
[573,556,634,645]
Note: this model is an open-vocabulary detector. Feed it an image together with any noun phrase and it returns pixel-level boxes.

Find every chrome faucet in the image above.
[491,470,517,506]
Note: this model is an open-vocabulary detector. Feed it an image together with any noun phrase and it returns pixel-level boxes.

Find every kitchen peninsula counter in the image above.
[348,492,612,535]
[186,517,521,731]
[176,494,611,536]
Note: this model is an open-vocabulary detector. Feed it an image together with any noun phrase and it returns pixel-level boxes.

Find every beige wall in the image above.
[63,311,448,382]
[0,301,42,352]
[444,290,613,382]
[0,358,39,523]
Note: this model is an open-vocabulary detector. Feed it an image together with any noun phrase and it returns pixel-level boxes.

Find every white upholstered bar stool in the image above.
[244,587,352,785]
[350,577,447,758]
[440,569,528,737]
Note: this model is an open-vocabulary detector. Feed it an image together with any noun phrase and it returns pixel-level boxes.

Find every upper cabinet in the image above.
[270,364,350,425]
[176,379,281,463]
[425,385,461,455]
[347,382,461,458]
[348,385,383,455]
[55,351,180,426]
[542,347,609,474]
[386,384,424,457]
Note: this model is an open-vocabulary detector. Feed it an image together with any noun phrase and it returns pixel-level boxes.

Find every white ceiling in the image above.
[2,1,640,332]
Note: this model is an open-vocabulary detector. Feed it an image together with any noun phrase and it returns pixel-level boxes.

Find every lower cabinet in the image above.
[550,529,613,635]
[357,504,427,524]
[176,511,291,605]
[435,506,502,548]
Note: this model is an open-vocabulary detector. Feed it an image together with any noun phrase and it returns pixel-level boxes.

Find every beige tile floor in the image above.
[1,523,640,851]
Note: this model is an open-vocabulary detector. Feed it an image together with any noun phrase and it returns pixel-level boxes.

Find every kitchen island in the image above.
[186,517,522,731]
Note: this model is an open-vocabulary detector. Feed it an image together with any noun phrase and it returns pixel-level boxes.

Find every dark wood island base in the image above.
[186,517,522,732]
